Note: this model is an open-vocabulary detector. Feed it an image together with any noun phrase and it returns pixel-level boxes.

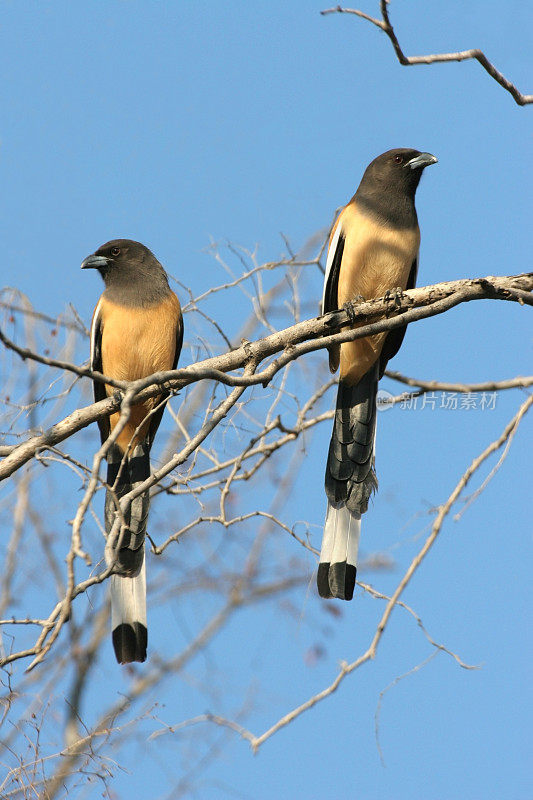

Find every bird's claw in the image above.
[384,287,404,308]
[343,296,365,324]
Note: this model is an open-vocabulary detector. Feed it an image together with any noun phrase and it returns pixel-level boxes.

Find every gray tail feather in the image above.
[319,363,378,600]
[105,442,150,664]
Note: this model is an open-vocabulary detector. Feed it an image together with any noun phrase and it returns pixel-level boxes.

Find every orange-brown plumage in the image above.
[98,291,182,450]
[83,238,183,664]
[331,200,420,384]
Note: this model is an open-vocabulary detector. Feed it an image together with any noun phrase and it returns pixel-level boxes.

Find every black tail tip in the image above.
[317,561,356,601]
[317,563,333,598]
[112,622,148,664]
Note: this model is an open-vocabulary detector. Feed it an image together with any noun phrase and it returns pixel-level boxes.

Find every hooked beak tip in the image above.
[407,152,438,170]
[81,254,109,270]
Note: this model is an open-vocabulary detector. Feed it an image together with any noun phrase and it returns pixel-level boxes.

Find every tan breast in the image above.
[100,291,182,450]
[335,201,420,384]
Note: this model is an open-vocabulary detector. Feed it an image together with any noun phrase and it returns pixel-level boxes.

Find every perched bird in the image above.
[318,148,437,601]
[82,240,183,663]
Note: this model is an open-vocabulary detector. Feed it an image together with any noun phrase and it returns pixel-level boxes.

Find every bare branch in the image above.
[385,371,533,394]
[1,272,531,480]
[321,2,533,105]
[247,392,533,751]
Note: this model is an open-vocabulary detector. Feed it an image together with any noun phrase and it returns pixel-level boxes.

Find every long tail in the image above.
[105,442,150,663]
[318,363,378,600]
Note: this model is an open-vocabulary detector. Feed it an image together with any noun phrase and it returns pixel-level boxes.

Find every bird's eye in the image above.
[394,155,403,164]
[110,247,120,257]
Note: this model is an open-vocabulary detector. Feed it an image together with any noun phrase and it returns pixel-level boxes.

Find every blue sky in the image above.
[0,1,531,798]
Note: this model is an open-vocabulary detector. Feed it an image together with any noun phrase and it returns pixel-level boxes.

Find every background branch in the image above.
[321,2,533,105]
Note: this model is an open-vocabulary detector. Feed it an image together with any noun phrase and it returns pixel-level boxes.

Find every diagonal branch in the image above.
[321,2,533,106]
[247,391,533,751]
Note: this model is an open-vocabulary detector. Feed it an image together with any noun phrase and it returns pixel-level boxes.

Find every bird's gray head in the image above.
[81,239,170,306]
[355,148,437,228]
[361,149,438,196]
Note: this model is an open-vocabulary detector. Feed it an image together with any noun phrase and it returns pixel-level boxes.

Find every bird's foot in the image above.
[383,287,404,309]
[343,296,365,324]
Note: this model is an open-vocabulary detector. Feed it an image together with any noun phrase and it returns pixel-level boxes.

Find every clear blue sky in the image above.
[0,2,531,798]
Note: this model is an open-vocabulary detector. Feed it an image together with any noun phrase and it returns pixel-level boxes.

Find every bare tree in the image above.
[0,6,531,798]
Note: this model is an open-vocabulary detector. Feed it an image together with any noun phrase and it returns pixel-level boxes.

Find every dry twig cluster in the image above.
[0,232,531,795]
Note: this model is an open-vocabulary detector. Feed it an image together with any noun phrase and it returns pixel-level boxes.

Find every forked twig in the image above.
[321,2,533,105]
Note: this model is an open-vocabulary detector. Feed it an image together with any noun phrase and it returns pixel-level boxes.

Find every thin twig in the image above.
[247,393,533,751]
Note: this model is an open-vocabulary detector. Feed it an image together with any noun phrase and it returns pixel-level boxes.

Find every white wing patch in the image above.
[90,298,103,368]
[321,221,343,315]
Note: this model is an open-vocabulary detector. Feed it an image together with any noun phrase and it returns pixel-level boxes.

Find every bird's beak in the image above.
[81,254,109,270]
[406,152,438,170]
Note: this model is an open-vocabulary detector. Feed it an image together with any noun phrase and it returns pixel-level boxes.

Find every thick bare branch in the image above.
[1,272,531,480]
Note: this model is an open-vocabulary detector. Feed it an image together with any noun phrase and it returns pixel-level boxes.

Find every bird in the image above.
[82,239,183,663]
[318,148,437,601]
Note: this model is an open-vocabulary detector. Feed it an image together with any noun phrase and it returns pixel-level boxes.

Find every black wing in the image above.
[378,255,418,378]
[146,314,184,450]
[90,300,110,446]
[322,226,345,316]
[322,224,346,373]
